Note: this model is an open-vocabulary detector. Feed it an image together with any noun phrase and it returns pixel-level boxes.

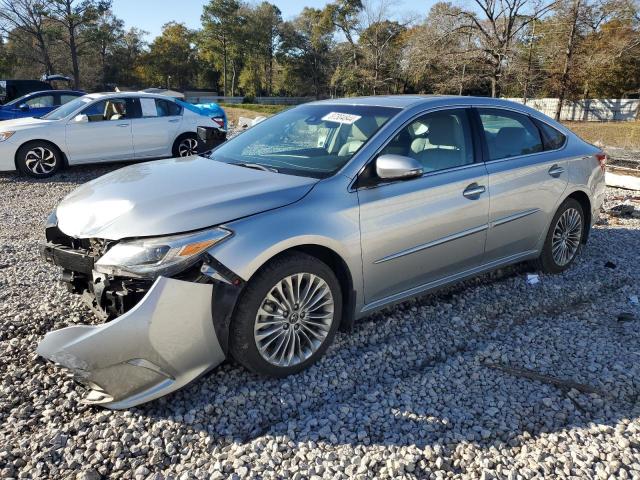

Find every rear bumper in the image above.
[37,276,226,409]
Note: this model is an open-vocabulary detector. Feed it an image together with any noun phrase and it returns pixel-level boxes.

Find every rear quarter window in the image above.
[534,119,567,151]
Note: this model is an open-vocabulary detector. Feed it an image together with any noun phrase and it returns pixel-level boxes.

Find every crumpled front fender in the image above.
[37,277,225,409]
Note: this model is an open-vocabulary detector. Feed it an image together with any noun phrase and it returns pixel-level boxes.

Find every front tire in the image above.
[16,141,63,178]
[536,198,584,273]
[229,252,342,377]
[172,133,198,157]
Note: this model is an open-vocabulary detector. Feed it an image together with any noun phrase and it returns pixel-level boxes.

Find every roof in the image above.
[86,91,179,100]
[142,88,185,98]
[308,95,545,112]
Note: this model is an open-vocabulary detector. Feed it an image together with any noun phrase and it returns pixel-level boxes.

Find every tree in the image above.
[49,0,111,88]
[458,0,557,97]
[0,0,58,75]
[252,2,282,95]
[86,10,123,89]
[140,22,199,90]
[278,7,335,98]
[201,0,242,95]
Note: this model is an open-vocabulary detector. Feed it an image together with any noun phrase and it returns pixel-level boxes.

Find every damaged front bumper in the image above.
[37,276,226,409]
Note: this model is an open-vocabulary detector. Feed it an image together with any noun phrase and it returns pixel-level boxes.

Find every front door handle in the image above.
[168,118,180,123]
[548,164,565,177]
[117,123,129,127]
[463,183,486,199]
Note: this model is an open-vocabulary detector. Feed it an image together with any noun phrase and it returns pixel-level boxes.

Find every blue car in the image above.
[176,99,227,130]
[0,90,85,121]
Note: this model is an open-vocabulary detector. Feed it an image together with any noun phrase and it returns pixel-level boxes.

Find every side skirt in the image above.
[359,250,538,316]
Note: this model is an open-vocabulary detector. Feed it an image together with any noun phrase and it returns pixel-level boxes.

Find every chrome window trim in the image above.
[349,105,478,192]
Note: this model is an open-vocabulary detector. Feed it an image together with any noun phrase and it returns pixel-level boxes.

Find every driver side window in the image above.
[82,99,128,122]
[379,109,474,172]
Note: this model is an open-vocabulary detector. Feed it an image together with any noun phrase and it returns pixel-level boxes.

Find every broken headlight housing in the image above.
[95,227,232,279]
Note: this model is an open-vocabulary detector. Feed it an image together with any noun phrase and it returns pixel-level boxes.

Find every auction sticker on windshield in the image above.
[321,112,362,124]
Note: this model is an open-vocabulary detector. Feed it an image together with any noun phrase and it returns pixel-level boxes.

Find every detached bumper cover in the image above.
[37,276,225,409]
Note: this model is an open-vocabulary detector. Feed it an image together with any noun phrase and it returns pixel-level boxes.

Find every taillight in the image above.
[212,117,224,129]
[596,153,607,173]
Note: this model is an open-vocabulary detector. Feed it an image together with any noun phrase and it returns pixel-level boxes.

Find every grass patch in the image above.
[563,121,640,149]
[220,104,289,127]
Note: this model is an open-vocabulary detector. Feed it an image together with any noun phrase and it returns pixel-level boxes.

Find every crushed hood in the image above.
[56,156,317,239]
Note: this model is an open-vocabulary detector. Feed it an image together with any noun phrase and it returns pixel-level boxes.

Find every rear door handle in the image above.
[117,123,129,127]
[168,118,180,123]
[548,164,565,177]
[463,183,486,199]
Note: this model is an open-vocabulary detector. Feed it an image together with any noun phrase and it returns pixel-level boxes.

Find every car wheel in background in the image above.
[172,133,198,157]
[16,141,63,178]
[536,198,584,274]
[230,252,342,377]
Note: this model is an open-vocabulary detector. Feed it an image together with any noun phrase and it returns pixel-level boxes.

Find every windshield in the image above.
[210,104,400,178]
[42,96,92,120]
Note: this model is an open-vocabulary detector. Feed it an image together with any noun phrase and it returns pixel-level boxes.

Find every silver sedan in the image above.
[37,96,606,408]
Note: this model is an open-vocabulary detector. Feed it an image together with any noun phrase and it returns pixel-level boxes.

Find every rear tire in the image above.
[172,133,198,157]
[16,141,63,178]
[229,252,342,377]
[535,198,584,274]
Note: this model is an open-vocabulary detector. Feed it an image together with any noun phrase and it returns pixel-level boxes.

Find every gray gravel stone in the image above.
[1,155,640,479]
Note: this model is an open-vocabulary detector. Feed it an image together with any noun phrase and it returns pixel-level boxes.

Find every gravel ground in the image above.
[1,161,640,480]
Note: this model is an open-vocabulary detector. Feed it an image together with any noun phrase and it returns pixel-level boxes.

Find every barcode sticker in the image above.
[321,112,361,124]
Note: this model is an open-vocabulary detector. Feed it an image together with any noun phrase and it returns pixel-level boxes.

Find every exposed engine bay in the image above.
[37,223,244,409]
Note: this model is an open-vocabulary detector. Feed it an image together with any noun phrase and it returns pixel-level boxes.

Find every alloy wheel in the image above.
[254,273,335,367]
[551,207,582,266]
[24,147,57,175]
[178,138,198,157]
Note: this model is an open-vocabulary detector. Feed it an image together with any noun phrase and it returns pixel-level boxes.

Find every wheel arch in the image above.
[565,189,592,243]
[14,138,68,170]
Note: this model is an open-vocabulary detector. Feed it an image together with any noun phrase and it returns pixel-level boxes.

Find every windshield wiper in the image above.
[235,162,279,173]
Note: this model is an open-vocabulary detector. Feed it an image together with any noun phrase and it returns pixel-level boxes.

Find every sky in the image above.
[111,0,431,40]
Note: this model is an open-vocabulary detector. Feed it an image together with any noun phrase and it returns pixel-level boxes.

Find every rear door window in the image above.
[478,108,543,161]
[157,99,182,116]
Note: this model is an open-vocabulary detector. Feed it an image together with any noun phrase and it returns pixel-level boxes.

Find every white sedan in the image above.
[0,92,224,177]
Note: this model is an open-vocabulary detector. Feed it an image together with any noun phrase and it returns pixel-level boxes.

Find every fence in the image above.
[182,93,640,121]
[184,94,315,105]
[507,98,640,122]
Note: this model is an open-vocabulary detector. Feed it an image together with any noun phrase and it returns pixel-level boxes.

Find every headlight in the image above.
[95,227,232,279]
[0,131,15,142]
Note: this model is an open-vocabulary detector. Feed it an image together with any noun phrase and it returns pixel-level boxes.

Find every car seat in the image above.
[412,115,466,171]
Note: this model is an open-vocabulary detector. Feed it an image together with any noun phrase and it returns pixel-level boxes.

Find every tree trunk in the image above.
[231,62,236,97]
[69,27,80,89]
[222,36,227,96]
[635,92,640,120]
[35,31,54,75]
[523,21,536,104]
[555,0,580,121]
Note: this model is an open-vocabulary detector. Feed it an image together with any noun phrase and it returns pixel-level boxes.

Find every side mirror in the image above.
[376,154,423,180]
[73,114,88,123]
[18,103,29,111]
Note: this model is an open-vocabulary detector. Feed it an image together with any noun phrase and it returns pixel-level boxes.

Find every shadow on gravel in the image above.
[120,227,640,472]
